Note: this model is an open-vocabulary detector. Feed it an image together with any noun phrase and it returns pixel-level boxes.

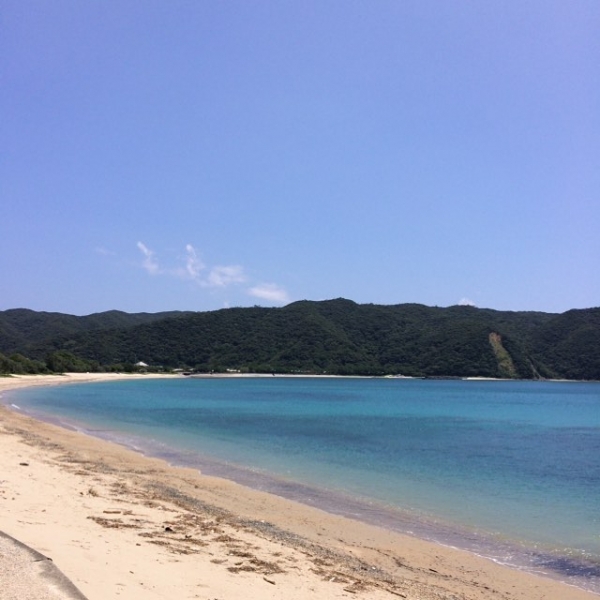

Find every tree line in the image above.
[1,300,599,379]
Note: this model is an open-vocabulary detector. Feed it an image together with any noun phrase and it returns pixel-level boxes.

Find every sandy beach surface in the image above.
[0,373,597,600]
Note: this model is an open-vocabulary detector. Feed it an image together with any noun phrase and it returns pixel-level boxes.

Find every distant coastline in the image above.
[2,301,599,381]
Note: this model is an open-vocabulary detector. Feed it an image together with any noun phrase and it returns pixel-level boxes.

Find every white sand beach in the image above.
[0,373,597,599]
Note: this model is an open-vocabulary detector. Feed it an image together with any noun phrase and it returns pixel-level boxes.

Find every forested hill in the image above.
[1,300,599,380]
[0,308,192,353]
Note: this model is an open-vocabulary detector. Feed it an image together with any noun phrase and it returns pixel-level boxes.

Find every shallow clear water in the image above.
[6,377,600,592]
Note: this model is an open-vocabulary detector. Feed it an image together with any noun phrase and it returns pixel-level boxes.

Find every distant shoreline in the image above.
[1,371,594,386]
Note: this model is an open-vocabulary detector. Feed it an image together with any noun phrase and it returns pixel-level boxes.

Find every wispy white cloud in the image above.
[248,283,290,304]
[176,244,205,280]
[204,265,246,288]
[136,242,288,304]
[458,297,476,307]
[137,241,160,275]
[95,246,115,256]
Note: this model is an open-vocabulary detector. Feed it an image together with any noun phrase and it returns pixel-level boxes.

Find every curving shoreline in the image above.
[0,373,598,599]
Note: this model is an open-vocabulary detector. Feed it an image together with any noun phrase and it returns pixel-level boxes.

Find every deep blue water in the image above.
[5,377,600,592]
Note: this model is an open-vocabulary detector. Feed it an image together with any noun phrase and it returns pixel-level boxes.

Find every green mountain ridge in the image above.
[1,300,599,380]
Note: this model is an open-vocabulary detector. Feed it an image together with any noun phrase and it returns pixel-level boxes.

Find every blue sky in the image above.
[2,1,598,315]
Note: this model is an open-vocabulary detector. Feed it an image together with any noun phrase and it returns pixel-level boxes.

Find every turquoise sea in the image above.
[5,377,600,593]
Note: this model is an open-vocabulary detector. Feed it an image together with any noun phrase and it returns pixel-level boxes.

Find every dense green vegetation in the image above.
[0,308,191,354]
[1,300,598,379]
